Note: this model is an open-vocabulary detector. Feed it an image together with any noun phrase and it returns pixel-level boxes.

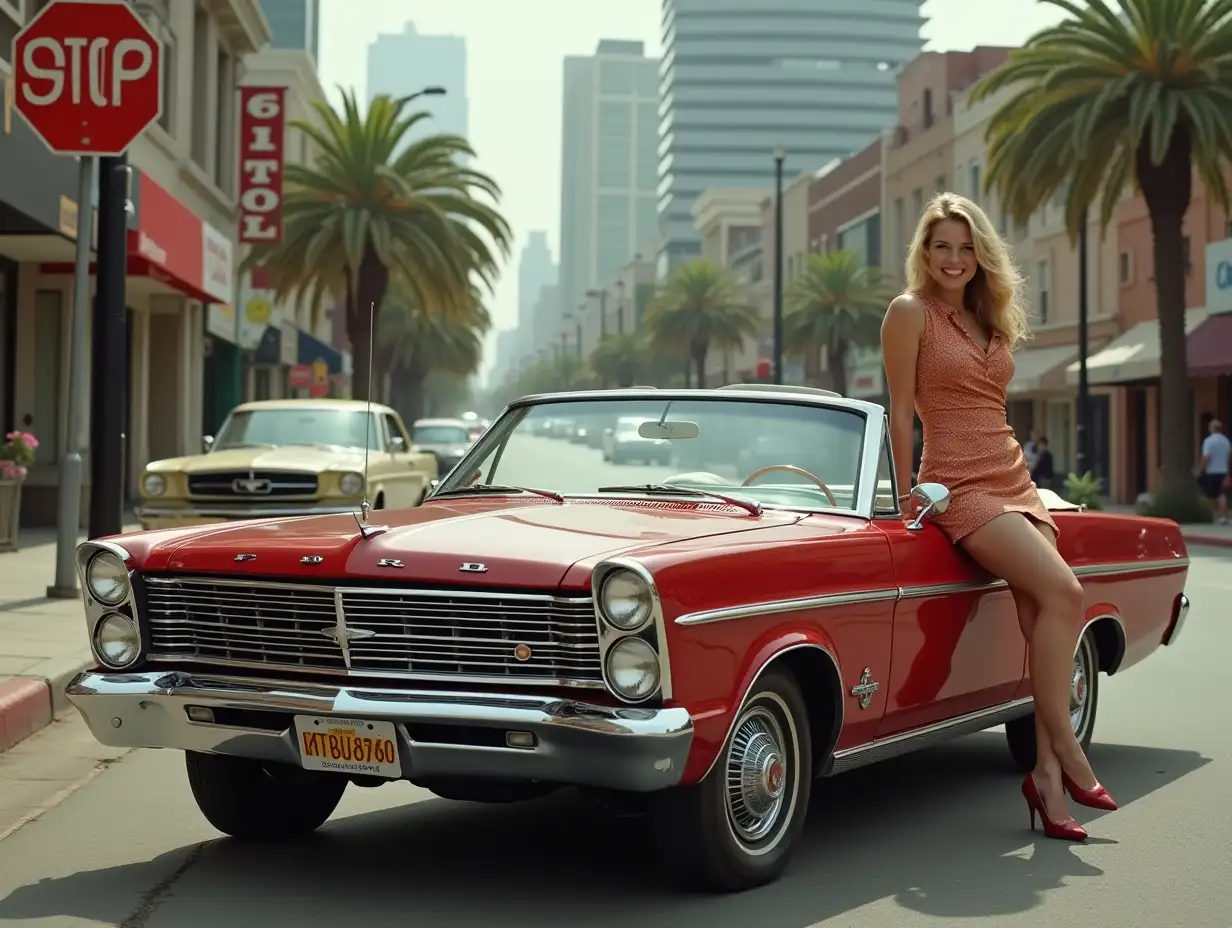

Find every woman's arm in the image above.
[881,294,925,507]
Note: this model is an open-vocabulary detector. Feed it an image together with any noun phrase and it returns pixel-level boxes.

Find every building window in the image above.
[911,188,922,221]
[190,7,210,169]
[597,101,632,188]
[213,48,235,193]
[33,290,62,465]
[1119,250,1133,285]
[599,60,635,95]
[922,88,934,128]
[1036,259,1050,324]
[934,175,946,194]
[969,163,981,200]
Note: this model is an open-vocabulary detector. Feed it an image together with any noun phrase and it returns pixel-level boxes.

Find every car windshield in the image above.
[413,425,470,444]
[437,397,870,512]
[213,408,378,451]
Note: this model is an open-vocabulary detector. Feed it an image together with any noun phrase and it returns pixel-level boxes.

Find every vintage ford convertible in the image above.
[65,387,1191,892]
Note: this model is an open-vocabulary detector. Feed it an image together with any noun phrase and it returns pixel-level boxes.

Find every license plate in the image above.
[293,715,402,779]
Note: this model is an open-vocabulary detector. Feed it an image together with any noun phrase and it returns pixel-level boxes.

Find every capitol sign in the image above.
[1205,237,1232,314]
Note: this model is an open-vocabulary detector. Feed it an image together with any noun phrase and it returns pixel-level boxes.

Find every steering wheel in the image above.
[741,464,837,507]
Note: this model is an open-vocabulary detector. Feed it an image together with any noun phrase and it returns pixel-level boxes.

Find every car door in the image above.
[381,412,432,506]
[874,431,1027,737]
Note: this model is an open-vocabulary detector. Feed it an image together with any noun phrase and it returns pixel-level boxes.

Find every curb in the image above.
[0,658,93,755]
[1184,533,1232,549]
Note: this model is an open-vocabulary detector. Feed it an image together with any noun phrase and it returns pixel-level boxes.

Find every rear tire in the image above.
[185,752,347,840]
[1006,629,1100,772]
[650,667,812,892]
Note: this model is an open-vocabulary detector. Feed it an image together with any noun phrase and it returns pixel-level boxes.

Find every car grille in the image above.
[187,470,319,498]
[142,576,604,687]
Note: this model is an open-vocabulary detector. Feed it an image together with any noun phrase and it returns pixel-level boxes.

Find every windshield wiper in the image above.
[597,484,762,516]
[431,483,564,503]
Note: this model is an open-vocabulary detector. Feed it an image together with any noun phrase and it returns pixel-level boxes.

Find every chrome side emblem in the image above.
[234,553,257,562]
[459,562,488,573]
[377,558,403,568]
[300,555,324,565]
[850,668,880,710]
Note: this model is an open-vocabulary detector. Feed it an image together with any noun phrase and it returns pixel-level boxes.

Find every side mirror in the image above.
[390,435,406,452]
[906,482,951,531]
[203,435,214,452]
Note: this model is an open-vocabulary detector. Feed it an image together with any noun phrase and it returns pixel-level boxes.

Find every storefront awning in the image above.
[1007,344,1079,395]
[297,328,343,374]
[1066,308,1209,386]
[1186,310,1232,377]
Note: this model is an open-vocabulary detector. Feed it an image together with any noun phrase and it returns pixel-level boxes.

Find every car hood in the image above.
[129,499,805,588]
[145,446,367,475]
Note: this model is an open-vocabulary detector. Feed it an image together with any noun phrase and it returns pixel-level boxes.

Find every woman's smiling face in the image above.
[926,217,978,294]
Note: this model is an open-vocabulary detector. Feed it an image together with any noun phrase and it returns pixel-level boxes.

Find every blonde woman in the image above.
[881,193,1116,842]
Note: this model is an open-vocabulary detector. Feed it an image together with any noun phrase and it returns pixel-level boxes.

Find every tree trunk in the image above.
[347,245,390,401]
[1137,128,1204,519]
[691,338,709,388]
[830,338,850,396]
[390,363,429,424]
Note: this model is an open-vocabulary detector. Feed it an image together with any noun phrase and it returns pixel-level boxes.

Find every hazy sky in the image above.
[316,0,1071,379]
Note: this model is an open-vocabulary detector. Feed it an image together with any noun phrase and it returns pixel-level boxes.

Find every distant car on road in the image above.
[411,417,476,477]
[134,399,437,530]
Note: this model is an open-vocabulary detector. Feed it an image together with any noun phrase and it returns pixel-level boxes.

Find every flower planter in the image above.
[0,479,21,552]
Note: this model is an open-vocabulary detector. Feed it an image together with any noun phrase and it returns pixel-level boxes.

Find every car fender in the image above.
[682,628,844,785]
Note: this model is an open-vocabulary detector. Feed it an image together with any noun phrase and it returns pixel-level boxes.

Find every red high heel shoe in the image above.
[1062,771,1118,811]
[1022,774,1088,841]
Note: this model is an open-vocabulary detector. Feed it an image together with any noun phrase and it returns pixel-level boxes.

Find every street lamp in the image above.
[397,86,447,106]
[566,310,583,360]
[772,148,786,385]
[586,288,608,339]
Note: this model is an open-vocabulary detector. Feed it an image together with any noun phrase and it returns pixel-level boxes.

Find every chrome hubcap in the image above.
[725,706,788,843]
[1070,640,1091,735]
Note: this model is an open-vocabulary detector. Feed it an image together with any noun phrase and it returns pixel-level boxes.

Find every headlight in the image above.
[86,551,129,605]
[605,637,660,701]
[142,473,166,496]
[599,568,653,630]
[339,472,364,495]
[93,613,141,668]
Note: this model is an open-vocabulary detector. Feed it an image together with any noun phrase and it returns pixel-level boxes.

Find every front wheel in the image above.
[185,752,347,840]
[1005,629,1100,772]
[650,667,813,892]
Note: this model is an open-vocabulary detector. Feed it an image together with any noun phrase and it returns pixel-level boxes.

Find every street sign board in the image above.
[12,0,163,156]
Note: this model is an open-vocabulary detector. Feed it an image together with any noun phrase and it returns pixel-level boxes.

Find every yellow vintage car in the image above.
[136,399,438,530]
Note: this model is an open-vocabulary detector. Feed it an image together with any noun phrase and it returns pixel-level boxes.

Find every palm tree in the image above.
[589,333,649,388]
[784,250,893,395]
[378,281,490,423]
[969,0,1232,520]
[243,89,512,400]
[643,260,760,386]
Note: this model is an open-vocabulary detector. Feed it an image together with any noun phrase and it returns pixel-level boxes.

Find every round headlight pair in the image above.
[599,568,653,631]
[86,551,129,605]
[339,471,364,496]
[605,638,660,701]
[142,473,166,496]
[93,613,141,668]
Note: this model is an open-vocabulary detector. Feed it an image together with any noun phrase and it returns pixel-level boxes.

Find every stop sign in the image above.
[12,0,163,156]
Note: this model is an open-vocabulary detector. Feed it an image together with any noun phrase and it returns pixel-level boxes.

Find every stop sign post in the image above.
[12,0,164,592]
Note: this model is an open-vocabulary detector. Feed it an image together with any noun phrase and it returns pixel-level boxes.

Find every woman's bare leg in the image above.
[1009,586,1063,799]
[960,513,1094,819]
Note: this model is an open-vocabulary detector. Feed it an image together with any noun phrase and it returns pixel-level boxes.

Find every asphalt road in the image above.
[0,443,1227,926]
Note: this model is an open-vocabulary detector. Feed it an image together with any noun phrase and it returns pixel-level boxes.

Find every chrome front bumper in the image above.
[135,503,360,526]
[65,671,694,793]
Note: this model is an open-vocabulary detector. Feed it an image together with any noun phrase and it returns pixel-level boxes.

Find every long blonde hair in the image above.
[904,192,1030,349]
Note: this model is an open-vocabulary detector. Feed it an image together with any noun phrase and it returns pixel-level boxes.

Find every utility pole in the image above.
[1076,208,1091,480]
[772,149,786,385]
[88,155,131,540]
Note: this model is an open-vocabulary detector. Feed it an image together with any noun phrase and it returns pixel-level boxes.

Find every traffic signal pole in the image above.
[87,154,130,540]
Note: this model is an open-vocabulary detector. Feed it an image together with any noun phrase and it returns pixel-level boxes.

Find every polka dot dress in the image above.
[913,293,1057,543]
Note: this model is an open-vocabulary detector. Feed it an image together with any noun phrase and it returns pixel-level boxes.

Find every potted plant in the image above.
[0,431,37,552]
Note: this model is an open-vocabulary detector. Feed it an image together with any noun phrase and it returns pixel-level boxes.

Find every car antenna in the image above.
[354,300,388,540]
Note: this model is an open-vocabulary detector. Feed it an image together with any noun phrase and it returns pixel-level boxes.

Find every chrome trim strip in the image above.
[897,557,1190,600]
[136,504,360,520]
[697,641,844,783]
[143,575,592,605]
[592,557,673,702]
[1071,557,1189,578]
[827,697,1035,776]
[676,588,900,626]
[64,670,693,794]
[855,407,886,521]
[1163,592,1190,647]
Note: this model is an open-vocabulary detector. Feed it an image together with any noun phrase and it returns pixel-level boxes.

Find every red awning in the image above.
[1187,312,1232,377]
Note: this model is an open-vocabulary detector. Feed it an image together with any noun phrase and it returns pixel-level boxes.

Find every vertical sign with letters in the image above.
[238,86,286,243]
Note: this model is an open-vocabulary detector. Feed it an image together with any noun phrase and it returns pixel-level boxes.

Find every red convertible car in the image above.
[65,387,1191,891]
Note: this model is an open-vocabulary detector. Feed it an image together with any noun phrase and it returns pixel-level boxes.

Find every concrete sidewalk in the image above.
[0,525,139,755]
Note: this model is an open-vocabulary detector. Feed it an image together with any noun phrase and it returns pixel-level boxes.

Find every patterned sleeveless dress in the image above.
[913,293,1057,543]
